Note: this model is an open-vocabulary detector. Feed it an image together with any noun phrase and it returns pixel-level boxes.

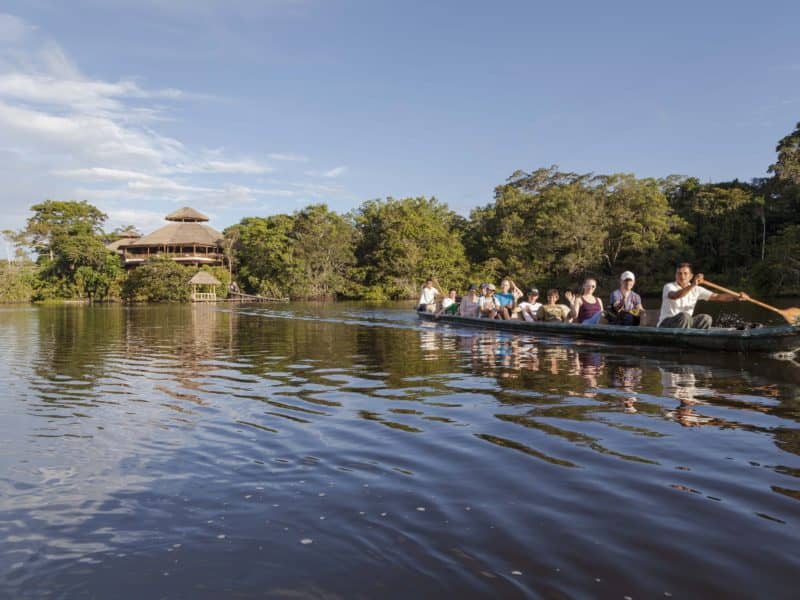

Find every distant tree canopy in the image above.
[769,121,800,184]
[4,120,800,303]
[23,200,123,301]
[354,197,467,299]
[464,169,685,287]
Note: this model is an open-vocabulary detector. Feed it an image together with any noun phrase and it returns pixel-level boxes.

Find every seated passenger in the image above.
[658,263,748,328]
[417,278,443,312]
[516,288,542,321]
[565,278,604,324]
[607,271,645,326]
[479,283,500,319]
[537,289,572,322]
[437,289,459,315]
[494,278,524,320]
[458,284,481,318]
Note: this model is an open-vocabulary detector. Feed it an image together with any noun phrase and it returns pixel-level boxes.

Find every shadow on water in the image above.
[0,302,798,598]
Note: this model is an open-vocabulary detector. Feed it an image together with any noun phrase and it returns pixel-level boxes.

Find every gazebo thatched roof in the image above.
[127,222,223,247]
[190,271,221,285]
[166,207,209,222]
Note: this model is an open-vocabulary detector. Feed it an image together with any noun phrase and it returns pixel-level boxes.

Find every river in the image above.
[1,302,798,598]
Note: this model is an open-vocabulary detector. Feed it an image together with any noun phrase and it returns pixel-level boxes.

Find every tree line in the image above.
[2,122,799,303]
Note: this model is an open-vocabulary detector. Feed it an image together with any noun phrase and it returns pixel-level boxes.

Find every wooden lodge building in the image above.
[108,207,225,269]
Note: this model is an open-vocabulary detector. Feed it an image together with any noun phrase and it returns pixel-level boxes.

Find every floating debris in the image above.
[217,534,226,539]
[511,570,522,576]
[416,507,426,512]
[300,538,313,545]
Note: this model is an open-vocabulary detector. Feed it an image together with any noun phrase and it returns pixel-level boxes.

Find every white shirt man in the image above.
[417,279,442,312]
[657,264,748,328]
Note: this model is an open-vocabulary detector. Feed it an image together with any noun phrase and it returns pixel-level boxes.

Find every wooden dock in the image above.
[226,292,289,303]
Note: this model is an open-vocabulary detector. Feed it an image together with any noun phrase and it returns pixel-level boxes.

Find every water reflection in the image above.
[0,304,798,598]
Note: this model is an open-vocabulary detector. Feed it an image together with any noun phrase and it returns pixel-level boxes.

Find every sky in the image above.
[0,0,798,246]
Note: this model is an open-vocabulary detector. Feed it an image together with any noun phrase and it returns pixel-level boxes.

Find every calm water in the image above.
[1,302,799,598]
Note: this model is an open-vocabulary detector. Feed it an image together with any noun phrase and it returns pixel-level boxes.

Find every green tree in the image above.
[230,214,296,296]
[354,197,467,299]
[122,257,191,302]
[769,121,800,184]
[290,204,358,298]
[24,200,107,261]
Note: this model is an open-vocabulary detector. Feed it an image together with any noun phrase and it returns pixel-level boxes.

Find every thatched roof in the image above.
[190,271,221,285]
[106,237,138,251]
[166,207,209,222]
[127,222,223,247]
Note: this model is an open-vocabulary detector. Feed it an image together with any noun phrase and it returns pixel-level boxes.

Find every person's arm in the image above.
[709,292,749,302]
[611,290,625,310]
[565,292,582,321]
[431,278,445,298]
[667,275,705,300]
[509,280,523,301]
[562,305,573,323]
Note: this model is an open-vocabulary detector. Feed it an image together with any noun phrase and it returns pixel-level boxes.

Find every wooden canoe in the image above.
[416,312,800,354]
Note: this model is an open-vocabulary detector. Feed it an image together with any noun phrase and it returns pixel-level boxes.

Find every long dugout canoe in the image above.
[417,312,800,354]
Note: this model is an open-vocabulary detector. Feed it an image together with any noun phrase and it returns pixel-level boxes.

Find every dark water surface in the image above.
[1,302,799,598]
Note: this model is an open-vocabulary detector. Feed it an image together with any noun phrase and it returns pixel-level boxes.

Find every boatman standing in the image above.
[658,263,749,329]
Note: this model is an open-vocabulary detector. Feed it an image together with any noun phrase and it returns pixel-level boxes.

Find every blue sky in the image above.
[0,0,798,243]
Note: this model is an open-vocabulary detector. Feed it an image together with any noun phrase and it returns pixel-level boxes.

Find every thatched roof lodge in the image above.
[109,207,225,268]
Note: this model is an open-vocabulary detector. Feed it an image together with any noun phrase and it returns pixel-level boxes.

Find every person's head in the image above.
[500,279,511,293]
[479,283,489,296]
[546,288,559,304]
[448,289,457,299]
[467,284,478,296]
[425,278,434,288]
[620,271,635,291]
[675,262,693,286]
[487,283,496,294]
[527,287,539,301]
[582,278,597,293]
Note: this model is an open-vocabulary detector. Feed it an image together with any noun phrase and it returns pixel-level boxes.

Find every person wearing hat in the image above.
[458,284,481,318]
[608,271,645,326]
[516,288,543,321]
[479,283,500,319]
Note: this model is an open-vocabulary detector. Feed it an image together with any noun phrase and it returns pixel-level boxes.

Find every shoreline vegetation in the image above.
[2,123,799,305]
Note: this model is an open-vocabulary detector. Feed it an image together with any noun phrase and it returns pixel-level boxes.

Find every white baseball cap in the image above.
[620,271,635,281]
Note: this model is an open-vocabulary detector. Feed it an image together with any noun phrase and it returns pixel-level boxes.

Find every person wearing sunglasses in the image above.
[565,278,604,324]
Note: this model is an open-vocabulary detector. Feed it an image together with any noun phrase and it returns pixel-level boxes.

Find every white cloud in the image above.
[323,166,347,178]
[0,11,351,236]
[268,152,308,162]
[0,13,35,43]
[305,166,348,178]
[169,158,273,174]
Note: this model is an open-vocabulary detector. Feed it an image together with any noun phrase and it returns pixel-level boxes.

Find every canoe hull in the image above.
[417,312,800,354]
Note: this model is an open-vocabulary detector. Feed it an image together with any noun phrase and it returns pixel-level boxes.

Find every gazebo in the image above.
[110,207,225,269]
[190,271,221,302]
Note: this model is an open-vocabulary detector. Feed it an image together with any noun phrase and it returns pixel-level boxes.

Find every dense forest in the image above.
[2,122,799,303]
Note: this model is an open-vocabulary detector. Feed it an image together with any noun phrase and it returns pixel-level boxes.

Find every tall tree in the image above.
[768,121,800,184]
[290,204,357,298]
[354,197,467,299]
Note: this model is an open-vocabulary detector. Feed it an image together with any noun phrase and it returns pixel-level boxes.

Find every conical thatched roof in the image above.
[190,271,221,285]
[128,222,223,247]
[165,207,209,222]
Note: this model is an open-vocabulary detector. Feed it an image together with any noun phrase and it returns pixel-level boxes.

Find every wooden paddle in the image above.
[703,280,800,325]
